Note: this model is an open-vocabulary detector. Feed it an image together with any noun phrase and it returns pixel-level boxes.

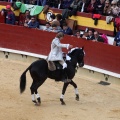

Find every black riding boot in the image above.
[61,68,68,82]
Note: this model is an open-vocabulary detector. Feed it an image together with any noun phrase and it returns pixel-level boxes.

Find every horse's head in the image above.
[68,47,85,67]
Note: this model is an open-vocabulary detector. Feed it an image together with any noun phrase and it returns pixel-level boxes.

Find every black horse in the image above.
[20,47,85,105]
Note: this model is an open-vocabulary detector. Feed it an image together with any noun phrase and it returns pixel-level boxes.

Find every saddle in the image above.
[47,61,63,71]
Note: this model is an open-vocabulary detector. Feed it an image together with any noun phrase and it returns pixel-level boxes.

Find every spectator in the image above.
[78,0,89,12]
[86,29,95,40]
[74,30,81,38]
[111,0,119,17]
[51,14,62,31]
[70,0,81,15]
[19,10,31,26]
[50,24,59,32]
[113,26,120,46]
[24,15,31,27]
[103,0,112,16]
[43,22,52,31]
[93,31,104,42]
[1,5,15,25]
[117,1,120,5]
[37,0,47,6]
[61,0,73,9]
[47,0,60,8]
[81,31,88,39]
[101,34,109,44]
[28,16,39,28]
[62,23,73,35]
[95,0,105,15]
[55,14,65,28]
[87,0,97,13]
[29,0,36,5]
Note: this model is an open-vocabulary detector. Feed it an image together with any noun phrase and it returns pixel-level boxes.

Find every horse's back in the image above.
[30,59,48,73]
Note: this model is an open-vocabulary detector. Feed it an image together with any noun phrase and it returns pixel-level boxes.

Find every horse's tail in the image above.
[20,65,31,94]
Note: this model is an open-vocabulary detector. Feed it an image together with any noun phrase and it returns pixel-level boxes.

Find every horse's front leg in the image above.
[69,80,79,101]
[60,82,69,105]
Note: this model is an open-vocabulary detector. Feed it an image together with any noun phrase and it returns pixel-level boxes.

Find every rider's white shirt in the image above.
[48,37,69,61]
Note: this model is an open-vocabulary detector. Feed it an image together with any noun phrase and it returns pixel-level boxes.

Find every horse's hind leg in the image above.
[69,80,79,101]
[30,78,46,106]
[34,89,41,104]
[60,82,69,105]
[30,82,38,105]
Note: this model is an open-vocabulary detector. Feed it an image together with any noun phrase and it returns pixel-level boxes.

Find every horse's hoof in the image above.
[76,94,79,101]
[37,98,41,104]
[35,103,40,106]
[61,102,66,105]
[60,98,66,105]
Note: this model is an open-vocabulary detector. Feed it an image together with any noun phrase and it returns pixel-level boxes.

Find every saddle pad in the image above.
[47,61,56,71]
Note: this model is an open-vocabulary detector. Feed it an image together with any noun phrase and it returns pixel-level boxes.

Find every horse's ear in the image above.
[82,46,84,50]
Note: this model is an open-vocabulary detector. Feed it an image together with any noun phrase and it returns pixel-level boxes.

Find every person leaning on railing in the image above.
[19,10,31,26]
[27,16,39,28]
[1,5,15,25]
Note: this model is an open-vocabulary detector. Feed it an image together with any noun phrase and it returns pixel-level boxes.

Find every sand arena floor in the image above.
[0,58,120,120]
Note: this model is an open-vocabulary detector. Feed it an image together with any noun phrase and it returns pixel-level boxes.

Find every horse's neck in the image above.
[69,56,77,67]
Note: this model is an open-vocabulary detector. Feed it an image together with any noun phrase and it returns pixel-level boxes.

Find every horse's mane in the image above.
[68,47,82,56]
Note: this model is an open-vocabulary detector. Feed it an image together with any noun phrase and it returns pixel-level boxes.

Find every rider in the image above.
[47,32,73,81]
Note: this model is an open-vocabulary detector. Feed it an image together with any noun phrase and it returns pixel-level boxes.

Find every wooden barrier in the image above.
[0,1,115,36]
[0,23,120,74]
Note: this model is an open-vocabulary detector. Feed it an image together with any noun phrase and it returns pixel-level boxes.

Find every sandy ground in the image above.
[0,58,120,120]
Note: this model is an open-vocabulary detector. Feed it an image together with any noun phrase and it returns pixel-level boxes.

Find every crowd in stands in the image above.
[0,0,120,46]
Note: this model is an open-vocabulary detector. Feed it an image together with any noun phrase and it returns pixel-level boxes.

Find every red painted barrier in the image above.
[0,23,120,74]
[0,11,5,23]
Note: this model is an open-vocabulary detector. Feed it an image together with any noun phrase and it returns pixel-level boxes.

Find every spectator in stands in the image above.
[111,0,119,17]
[51,14,62,31]
[43,22,52,31]
[19,10,31,26]
[24,15,31,27]
[27,16,39,28]
[47,0,60,8]
[50,24,59,32]
[70,0,81,15]
[61,0,73,9]
[113,26,120,46]
[87,0,97,13]
[55,14,65,28]
[78,0,89,12]
[93,31,104,42]
[101,34,109,44]
[81,31,88,39]
[74,30,81,38]
[85,29,95,40]
[117,1,120,11]
[29,0,36,5]
[103,0,112,16]
[37,0,47,6]
[62,23,73,35]
[95,0,105,15]
[1,5,15,25]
